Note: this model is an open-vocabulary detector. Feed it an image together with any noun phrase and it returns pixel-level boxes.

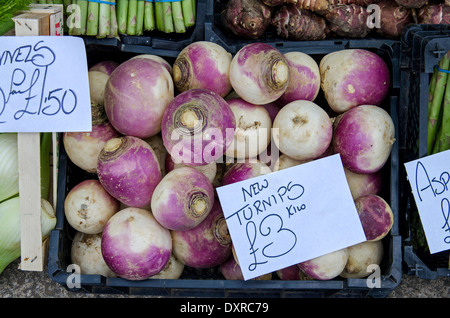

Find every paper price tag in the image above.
[404,150,450,254]
[216,154,366,280]
[0,36,91,132]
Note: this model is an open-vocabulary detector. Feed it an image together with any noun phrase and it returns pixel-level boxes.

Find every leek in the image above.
[0,133,19,204]
[0,197,56,275]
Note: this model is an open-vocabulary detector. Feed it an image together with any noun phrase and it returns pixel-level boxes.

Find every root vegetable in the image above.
[355,194,394,241]
[340,240,383,278]
[295,0,330,11]
[220,256,244,280]
[277,52,321,106]
[222,161,272,186]
[63,122,120,174]
[171,200,232,268]
[394,0,428,9]
[271,4,327,40]
[220,0,272,39]
[149,253,185,279]
[101,207,172,280]
[97,136,162,207]
[65,179,119,234]
[376,0,412,38]
[144,134,168,177]
[225,98,272,159]
[130,54,173,75]
[151,167,215,231]
[173,41,232,97]
[319,49,390,113]
[229,43,289,105]
[321,4,371,38]
[276,264,311,280]
[161,88,236,166]
[332,105,395,174]
[165,154,217,183]
[272,154,310,171]
[104,57,174,138]
[418,4,450,29]
[88,71,110,108]
[344,168,382,200]
[71,231,117,277]
[297,248,349,280]
[272,100,333,161]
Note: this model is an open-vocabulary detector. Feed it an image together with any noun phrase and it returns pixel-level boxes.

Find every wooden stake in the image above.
[18,133,43,271]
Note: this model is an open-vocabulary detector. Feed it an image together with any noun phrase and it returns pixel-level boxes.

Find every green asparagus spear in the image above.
[98,2,111,37]
[428,51,450,154]
[181,0,194,27]
[154,1,164,31]
[136,0,145,35]
[86,0,99,36]
[143,0,155,31]
[172,1,185,33]
[127,0,137,35]
[162,1,174,33]
[437,57,450,152]
[117,0,129,34]
[109,0,118,37]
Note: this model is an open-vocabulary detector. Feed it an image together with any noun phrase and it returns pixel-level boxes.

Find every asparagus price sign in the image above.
[404,150,450,254]
[216,154,367,280]
[0,36,91,132]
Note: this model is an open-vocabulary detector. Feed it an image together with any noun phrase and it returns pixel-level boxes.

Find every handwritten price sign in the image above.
[0,36,91,132]
[405,150,450,254]
[216,154,366,280]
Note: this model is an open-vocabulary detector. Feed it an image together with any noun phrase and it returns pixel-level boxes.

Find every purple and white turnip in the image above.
[173,41,232,97]
[332,105,395,174]
[355,194,394,241]
[272,100,333,161]
[229,43,290,105]
[161,88,236,166]
[297,248,349,280]
[97,136,162,208]
[151,166,215,231]
[64,179,119,234]
[104,57,174,138]
[101,207,172,280]
[340,240,384,278]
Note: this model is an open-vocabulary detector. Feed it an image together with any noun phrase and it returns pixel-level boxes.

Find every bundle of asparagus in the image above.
[116,0,196,35]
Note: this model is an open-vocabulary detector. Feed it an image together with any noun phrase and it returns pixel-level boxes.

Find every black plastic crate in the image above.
[77,0,206,58]
[47,39,402,298]
[399,24,450,279]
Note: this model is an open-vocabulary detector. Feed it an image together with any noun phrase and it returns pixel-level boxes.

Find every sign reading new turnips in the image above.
[0,36,91,132]
[216,154,367,280]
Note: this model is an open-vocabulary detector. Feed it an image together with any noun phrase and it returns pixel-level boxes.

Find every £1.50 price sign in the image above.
[0,36,91,132]
[216,154,367,280]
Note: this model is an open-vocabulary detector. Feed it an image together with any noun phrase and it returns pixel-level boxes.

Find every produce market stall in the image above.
[0,0,449,299]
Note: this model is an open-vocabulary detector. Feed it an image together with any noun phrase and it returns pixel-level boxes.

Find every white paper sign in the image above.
[0,36,91,132]
[216,154,367,280]
[404,150,450,254]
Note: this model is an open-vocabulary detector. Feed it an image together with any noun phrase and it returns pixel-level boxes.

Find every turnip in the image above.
[297,248,348,280]
[340,240,384,279]
[320,49,390,113]
[355,194,394,241]
[88,71,110,108]
[101,207,172,280]
[161,88,236,166]
[332,105,395,174]
[97,136,162,208]
[71,231,117,277]
[221,161,272,186]
[262,102,281,122]
[220,256,244,280]
[144,134,168,177]
[272,100,333,161]
[63,122,120,174]
[64,179,119,234]
[149,254,185,279]
[171,200,232,268]
[104,57,174,138]
[225,98,272,159]
[165,154,217,183]
[151,166,215,231]
[277,51,321,106]
[230,43,289,105]
[276,264,311,280]
[344,168,382,200]
[173,41,232,97]
[89,60,119,75]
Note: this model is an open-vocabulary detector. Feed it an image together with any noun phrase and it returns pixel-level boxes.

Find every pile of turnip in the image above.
[64,41,395,282]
